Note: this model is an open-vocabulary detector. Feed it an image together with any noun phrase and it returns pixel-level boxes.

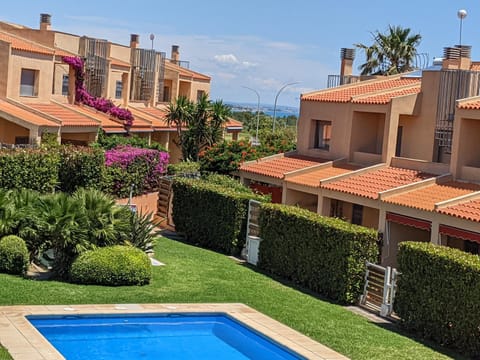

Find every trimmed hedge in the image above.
[395,242,480,357]
[172,176,267,254]
[70,245,151,286]
[0,235,29,275]
[258,203,379,304]
[0,149,59,193]
[58,146,105,193]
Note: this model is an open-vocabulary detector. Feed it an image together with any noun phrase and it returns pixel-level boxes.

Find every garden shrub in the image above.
[94,131,166,151]
[199,140,258,174]
[258,203,378,304]
[0,149,59,193]
[172,176,268,254]
[167,161,200,176]
[58,146,105,193]
[70,245,151,286]
[0,235,29,275]
[103,145,169,198]
[395,242,480,357]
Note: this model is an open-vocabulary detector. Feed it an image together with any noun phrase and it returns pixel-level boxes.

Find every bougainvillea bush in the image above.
[104,146,169,197]
[62,56,133,127]
[199,140,259,174]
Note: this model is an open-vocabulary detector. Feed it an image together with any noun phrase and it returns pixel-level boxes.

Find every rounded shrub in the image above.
[70,245,151,286]
[0,235,29,275]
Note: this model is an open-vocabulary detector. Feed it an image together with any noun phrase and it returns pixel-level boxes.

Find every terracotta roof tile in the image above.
[470,62,480,71]
[0,100,59,127]
[438,199,480,222]
[27,103,99,127]
[322,166,433,199]
[286,164,360,188]
[240,155,326,179]
[302,78,420,103]
[0,32,54,55]
[165,62,211,81]
[225,118,243,129]
[130,107,174,130]
[55,48,75,57]
[59,104,124,130]
[458,99,480,110]
[383,181,480,211]
[352,85,420,104]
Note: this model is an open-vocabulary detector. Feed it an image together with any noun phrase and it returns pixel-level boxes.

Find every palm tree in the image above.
[356,25,422,76]
[209,100,231,147]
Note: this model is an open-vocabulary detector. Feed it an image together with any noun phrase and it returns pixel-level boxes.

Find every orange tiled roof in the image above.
[302,78,420,103]
[322,166,433,199]
[0,32,54,56]
[438,199,480,222]
[470,62,480,71]
[352,85,421,104]
[240,155,327,179]
[287,164,360,188]
[55,48,76,57]
[383,181,480,211]
[0,100,59,127]
[225,118,243,129]
[458,99,480,110]
[165,62,211,81]
[130,107,175,131]
[58,104,125,131]
[110,58,131,68]
[27,103,99,127]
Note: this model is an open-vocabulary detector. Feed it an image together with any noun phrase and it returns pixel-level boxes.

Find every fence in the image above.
[245,199,261,265]
[360,261,399,317]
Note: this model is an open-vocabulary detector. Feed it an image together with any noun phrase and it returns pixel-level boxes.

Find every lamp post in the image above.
[272,82,299,132]
[149,33,155,50]
[457,9,467,48]
[242,86,260,145]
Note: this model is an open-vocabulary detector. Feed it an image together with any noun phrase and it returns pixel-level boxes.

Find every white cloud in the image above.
[267,41,298,51]
[214,54,239,64]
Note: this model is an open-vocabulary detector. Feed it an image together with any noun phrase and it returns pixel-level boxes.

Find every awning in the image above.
[386,212,431,231]
[439,225,480,244]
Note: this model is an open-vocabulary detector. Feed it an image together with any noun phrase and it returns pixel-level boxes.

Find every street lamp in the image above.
[242,86,260,145]
[149,33,155,50]
[272,82,300,132]
[457,9,467,47]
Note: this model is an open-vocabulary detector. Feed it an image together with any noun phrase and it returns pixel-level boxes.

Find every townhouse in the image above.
[239,46,480,266]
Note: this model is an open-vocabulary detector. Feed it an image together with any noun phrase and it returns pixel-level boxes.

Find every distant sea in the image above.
[225,101,299,118]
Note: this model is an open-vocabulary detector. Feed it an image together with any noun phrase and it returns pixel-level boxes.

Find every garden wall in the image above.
[116,192,159,215]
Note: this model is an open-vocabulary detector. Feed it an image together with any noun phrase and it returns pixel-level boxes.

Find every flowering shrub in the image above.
[199,140,259,174]
[62,56,134,127]
[104,146,169,197]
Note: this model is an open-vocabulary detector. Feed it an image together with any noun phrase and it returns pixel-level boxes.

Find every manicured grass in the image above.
[0,237,462,360]
[0,346,12,360]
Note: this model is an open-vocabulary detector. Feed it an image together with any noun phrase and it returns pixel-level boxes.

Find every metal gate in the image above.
[360,261,399,317]
[245,200,261,265]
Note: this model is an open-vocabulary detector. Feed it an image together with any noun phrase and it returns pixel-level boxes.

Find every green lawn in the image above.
[0,237,462,360]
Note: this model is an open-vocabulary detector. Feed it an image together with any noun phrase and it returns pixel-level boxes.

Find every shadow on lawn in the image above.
[160,230,466,360]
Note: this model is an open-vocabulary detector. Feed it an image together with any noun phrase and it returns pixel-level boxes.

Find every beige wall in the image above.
[350,111,385,156]
[52,63,70,97]
[108,71,124,100]
[189,80,210,102]
[109,43,130,63]
[8,51,54,102]
[0,118,29,143]
[178,80,191,98]
[0,42,10,98]
[54,33,80,54]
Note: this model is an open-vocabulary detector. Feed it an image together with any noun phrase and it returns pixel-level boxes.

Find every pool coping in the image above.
[0,303,349,360]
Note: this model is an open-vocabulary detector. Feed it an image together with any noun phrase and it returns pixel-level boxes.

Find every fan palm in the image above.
[356,25,422,75]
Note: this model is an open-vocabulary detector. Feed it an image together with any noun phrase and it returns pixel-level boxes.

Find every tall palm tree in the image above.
[209,100,231,147]
[356,25,422,75]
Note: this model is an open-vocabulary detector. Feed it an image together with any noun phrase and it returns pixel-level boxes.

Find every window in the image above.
[313,120,332,150]
[197,90,205,102]
[15,136,29,145]
[62,75,69,96]
[115,80,123,99]
[352,204,363,225]
[330,199,343,218]
[465,240,480,255]
[20,69,38,97]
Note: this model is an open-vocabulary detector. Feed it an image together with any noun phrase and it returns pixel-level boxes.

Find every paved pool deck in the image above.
[0,303,349,360]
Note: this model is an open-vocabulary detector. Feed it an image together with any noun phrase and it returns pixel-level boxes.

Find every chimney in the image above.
[340,48,355,78]
[442,45,472,70]
[40,13,51,31]
[130,34,139,49]
[456,44,471,70]
[171,45,180,63]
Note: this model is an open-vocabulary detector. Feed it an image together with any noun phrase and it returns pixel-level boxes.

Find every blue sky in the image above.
[1,1,479,106]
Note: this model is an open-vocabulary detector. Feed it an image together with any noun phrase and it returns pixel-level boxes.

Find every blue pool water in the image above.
[28,313,305,360]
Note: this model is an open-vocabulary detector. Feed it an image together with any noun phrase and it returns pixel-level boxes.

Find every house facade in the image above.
[0,13,233,161]
[239,46,480,266]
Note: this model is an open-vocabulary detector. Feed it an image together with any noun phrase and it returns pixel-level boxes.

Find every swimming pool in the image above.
[28,313,305,360]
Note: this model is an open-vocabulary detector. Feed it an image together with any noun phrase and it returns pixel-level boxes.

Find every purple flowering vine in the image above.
[62,56,134,128]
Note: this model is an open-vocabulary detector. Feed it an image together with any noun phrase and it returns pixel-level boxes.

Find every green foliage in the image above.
[172,176,268,254]
[93,131,166,151]
[257,127,296,155]
[395,242,480,357]
[125,212,162,253]
[199,140,259,174]
[58,146,105,193]
[0,235,29,275]
[167,161,200,176]
[70,245,151,286]
[40,132,60,150]
[0,149,59,193]
[258,203,379,304]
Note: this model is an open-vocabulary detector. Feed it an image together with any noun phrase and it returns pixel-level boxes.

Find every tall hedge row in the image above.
[395,242,480,357]
[172,176,267,254]
[0,149,59,193]
[258,203,379,304]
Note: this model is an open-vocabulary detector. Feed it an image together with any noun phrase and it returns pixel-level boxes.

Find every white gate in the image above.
[245,200,262,265]
[360,261,400,317]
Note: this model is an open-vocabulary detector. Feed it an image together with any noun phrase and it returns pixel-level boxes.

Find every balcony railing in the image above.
[168,59,190,69]
[327,75,361,88]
